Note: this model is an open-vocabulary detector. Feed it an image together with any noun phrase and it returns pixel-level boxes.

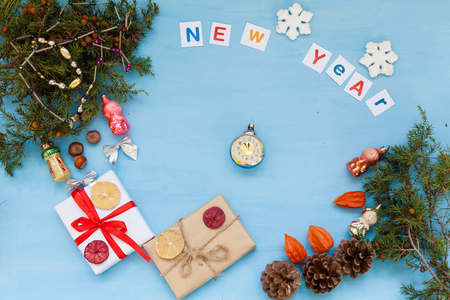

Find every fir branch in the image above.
[0,0,159,176]
[1,0,20,20]
[364,107,450,299]
[0,63,15,69]
[407,226,447,291]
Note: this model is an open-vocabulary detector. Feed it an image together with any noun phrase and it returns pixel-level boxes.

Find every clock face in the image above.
[230,134,264,167]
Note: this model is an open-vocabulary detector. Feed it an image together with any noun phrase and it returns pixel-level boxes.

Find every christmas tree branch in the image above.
[364,107,450,299]
[0,0,158,176]
[0,63,14,69]
[407,226,447,291]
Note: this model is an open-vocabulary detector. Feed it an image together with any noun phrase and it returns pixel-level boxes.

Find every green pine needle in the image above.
[0,0,20,20]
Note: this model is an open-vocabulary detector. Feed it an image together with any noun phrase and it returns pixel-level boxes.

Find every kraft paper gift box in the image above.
[144,194,256,299]
[55,170,154,274]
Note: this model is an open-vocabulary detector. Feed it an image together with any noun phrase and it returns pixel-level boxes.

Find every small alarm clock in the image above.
[230,123,265,168]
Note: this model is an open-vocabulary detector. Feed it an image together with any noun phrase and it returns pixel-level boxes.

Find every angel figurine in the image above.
[101,95,130,135]
[349,204,381,239]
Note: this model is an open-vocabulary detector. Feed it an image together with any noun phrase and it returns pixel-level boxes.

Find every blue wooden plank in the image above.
[0,0,446,299]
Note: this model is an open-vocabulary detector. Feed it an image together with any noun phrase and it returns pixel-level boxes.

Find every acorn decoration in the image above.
[347,146,387,177]
[333,238,376,279]
[68,142,84,157]
[302,253,342,294]
[86,130,101,144]
[74,155,87,169]
[261,260,301,300]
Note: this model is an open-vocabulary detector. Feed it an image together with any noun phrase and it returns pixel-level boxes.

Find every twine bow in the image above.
[103,135,137,165]
[180,245,230,277]
[161,216,240,278]
[65,169,97,190]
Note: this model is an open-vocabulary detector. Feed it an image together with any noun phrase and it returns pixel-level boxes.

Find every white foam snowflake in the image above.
[359,41,399,78]
[276,3,313,41]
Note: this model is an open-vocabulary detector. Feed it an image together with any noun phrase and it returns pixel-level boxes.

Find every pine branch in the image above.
[407,226,447,291]
[0,63,15,69]
[0,0,159,176]
[0,0,20,19]
[364,106,450,299]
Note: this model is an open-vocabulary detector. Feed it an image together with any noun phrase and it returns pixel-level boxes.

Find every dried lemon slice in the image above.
[155,230,185,259]
[90,181,121,209]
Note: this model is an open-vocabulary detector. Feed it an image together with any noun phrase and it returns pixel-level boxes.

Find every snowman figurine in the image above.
[349,204,381,239]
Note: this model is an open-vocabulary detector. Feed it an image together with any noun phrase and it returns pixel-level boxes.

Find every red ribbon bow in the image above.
[70,188,150,262]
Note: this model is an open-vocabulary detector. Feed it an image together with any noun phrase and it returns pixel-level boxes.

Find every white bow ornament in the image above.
[103,135,138,165]
[65,169,98,190]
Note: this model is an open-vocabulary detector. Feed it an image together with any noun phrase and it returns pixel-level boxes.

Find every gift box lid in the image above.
[55,170,154,274]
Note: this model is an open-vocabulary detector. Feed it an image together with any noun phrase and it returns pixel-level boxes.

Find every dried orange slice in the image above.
[90,181,121,209]
[155,230,185,259]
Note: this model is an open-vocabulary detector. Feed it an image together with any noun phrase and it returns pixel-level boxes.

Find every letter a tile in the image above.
[344,72,372,101]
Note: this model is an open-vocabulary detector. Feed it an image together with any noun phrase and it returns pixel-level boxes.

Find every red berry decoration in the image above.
[203,206,226,229]
[84,240,109,264]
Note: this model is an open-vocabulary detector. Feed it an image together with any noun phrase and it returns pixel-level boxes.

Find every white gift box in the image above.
[55,170,154,274]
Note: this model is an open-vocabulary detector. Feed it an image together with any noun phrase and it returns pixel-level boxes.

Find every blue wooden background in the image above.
[1,0,449,299]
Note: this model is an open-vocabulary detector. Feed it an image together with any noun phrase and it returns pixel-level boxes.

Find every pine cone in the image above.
[302,253,342,294]
[334,238,376,279]
[261,260,301,300]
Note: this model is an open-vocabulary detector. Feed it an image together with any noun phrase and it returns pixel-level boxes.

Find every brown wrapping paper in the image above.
[144,194,256,299]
